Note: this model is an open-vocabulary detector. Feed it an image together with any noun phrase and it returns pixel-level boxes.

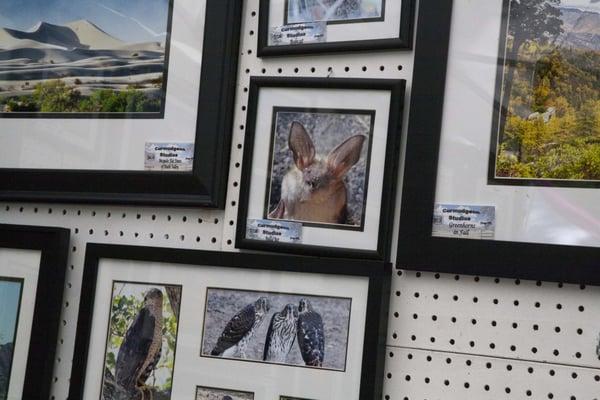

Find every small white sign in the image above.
[246,219,302,243]
[145,142,194,172]
[432,204,496,240]
[269,22,327,46]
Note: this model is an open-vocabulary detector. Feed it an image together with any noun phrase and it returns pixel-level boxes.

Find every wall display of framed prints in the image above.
[0,224,69,400]
[236,77,405,259]
[398,0,600,284]
[68,244,391,400]
[257,0,415,56]
[0,0,242,207]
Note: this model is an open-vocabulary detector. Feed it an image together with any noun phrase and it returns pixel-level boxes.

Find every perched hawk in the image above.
[263,304,298,362]
[115,288,164,399]
[296,298,324,367]
[211,297,270,359]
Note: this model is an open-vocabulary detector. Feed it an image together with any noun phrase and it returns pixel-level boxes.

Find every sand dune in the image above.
[0,47,163,64]
[65,20,124,49]
[0,20,167,98]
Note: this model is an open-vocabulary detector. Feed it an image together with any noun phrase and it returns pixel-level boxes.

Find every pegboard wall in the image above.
[0,1,599,399]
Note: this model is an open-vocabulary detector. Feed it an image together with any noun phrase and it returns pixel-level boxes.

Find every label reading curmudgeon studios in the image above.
[269,22,327,46]
[145,142,194,172]
[432,204,496,240]
[246,219,302,243]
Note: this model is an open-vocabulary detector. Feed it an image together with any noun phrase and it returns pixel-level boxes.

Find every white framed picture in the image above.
[69,244,391,400]
[236,77,405,259]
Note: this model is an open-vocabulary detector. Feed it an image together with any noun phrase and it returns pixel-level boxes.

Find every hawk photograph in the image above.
[101,281,182,400]
[201,288,351,371]
[195,386,254,400]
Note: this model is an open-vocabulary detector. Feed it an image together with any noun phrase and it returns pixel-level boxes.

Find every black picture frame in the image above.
[257,0,416,56]
[0,0,243,208]
[235,77,405,260]
[397,0,600,285]
[68,244,391,400]
[0,224,70,400]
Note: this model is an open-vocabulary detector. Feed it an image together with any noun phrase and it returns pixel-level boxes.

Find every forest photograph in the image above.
[492,0,600,185]
[100,282,181,400]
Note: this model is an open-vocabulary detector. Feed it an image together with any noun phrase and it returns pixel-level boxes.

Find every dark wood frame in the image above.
[397,0,600,285]
[68,244,391,400]
[235,77,406,259]
[0,224,70,400]
[257,0,416,56]
[0,0,243,208]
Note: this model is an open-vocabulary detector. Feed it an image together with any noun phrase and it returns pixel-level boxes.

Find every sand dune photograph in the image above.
[0,0,172,116]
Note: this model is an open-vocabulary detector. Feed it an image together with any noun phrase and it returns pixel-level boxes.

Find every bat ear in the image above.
[289,122,315,170]
[327,135,366,179]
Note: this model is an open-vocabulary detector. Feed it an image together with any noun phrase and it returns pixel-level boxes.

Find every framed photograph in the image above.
[69,244,391,400]
[0,224,70,400]
[257,0,415,56]
[398,0,600,284]
[0,0,242,207]
[196,386,254,400]
[236,77,405,259]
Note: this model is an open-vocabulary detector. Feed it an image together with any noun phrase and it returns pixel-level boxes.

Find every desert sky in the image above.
[0,0,169,43]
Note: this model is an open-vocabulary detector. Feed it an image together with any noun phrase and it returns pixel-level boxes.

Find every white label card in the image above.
[246,219,302,243]
[432,204,496,240]
[144,142,194,172]
[269,22,327,46]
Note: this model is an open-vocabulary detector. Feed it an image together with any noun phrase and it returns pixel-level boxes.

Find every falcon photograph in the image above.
[285,0,384,25]
[100,281,181,400]
[491,0,600,186]
[195,386,254,400]
[0,0,172,116]
[265,107,374,230]
[0,278,23,400]
[201,288,352,371]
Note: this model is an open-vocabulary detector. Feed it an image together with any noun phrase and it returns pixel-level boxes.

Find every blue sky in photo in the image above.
[0,280,22,345]
[0,0,170,43]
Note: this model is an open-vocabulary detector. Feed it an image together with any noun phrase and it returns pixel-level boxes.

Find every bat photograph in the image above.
[265,107,374,230]
[100,281,181,400]
[201,288,352,371]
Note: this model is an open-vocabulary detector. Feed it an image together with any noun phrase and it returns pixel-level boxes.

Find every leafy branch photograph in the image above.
[493,0,600,183]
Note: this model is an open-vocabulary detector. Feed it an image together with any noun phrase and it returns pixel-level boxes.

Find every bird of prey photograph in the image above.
[101,282,181,400]
[201,288,352,370]
[210,296,271,358]
[263,304,299,363]
[296,298,325,367]
[195,385,254,400]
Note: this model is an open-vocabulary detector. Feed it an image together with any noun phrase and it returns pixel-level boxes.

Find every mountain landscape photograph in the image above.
[0,0,172,116]
[492,0,600,184]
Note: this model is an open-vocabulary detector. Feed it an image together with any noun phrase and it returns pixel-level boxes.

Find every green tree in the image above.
[500,0,563,142]
[32,80,81,112]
